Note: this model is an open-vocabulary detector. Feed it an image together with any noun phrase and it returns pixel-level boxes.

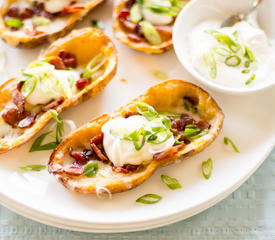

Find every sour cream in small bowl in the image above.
[173,0,275,94]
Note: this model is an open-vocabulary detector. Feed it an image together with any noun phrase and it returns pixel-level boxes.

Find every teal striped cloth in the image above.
[0,148,274,240]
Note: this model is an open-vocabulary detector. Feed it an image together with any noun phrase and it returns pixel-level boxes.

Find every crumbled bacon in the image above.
[20,8,35,20]
[76,78,89,89]
[90,133,104,145]
[17,113,37,128]
[127,33,143,43]
[58,49,77,68]
[69,147,89,165]
[124,111,140,118]
[12,90,25,111]
[41,96,64,112]
[112,164,138,174]
[63,165,84,176]
[195,120,211,130]
[6,6,20,18]
[153,143,185,161]
[155,25,173,36]
[49,57,67,70]
[2,108,24,127]
[91,143,109,163]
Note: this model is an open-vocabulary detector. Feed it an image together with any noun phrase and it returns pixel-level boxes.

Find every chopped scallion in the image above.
[245,73,256,85]
[224,55,241,67]
[201,158,213,179]
[203,52,216,79]
[19,164,46,172]
[136,193,162,204]
[161,174,182,190]
[224,137,239,153]
[83,161,98,177]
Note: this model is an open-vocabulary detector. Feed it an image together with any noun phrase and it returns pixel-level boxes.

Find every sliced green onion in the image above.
[174,135,183,145]
[83,53,106,79]
[242,69,250,74]
[244,60,251,68]
[130,3,143,23]
[161,116,172,129]
[29,131,59,152]
[123,127,150,151]
[140,21,162,45]
[32,16,50,26]
[184,125,200,137]
[151,70,168,80]
[202,158,213,179]
[136,193,162,204]
[213,47,231,57]
[224,55,241,67]
[203,52,216,79]
[91,19,104,30]
[170,0,187,9]
[19,164,46,172]
[146,4,178,16]
[161,174,182,190]
[49,110,64,144]
[20,77,37,98]
[189,129,209,140]
[244,46,256,62]
[5,17,24,28]
[245,73,256,85]
[136,102,158,121]
[83,161,98,177]
[224,137,240,153]
[184,102,189,111]
[147,131,172,144]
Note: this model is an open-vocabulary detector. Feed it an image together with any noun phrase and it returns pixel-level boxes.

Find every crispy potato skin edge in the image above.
[49,80,225,194]
[0,27,118,152]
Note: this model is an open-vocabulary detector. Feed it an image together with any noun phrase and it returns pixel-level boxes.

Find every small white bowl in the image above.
[173,0,275,94]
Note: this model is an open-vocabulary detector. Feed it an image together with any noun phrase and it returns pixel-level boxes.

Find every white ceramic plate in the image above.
[0,0,274,233]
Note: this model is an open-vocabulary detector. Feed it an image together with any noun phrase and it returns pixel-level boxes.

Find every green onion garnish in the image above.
[136,102,158,121]
[184,125,200,137]
[245,73,256,85]
[151,70,168,80]
[83,53,106,79]
[140,21,162,45]
[91,20,104,30]
[29,110,64,152]
[83,161,98,177]
[203,52,216,79]
[244,46,256,62]
[161,174,182,190]
[184,102,189,111]
[201,158,213,179]
[136,194,162,204]
[19,164,46,172]
[20,76,37,98]
[224,137,239,153]
[244,60,251,68]
[189,129,209,140]
[130,3,143,23]
[5,17,24,28]
[242,69,250,74]
[213,47,231,57]
[146,4,178,16]
[224,55,241,67]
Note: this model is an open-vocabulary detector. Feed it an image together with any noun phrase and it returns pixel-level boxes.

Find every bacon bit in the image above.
[153,143,185,161]
[91,143,109,163]
[2,108,23,127]
[171,128,179,136]
[120,18,137,31]
[63,165,84,176]
[12,89,25,111]
[62,4,84,14]
[24,28,44,36]
[127,33,143,42]
[119,8,130,20]
[42,96,64,112]
[135,24,145,38]
[69,147,89,165]
[195,120,211,130]
[6,6,20,18]
[17,81,24,91]
[90,133,104,145]
[178,135,191,144]
[112,166,129,174]
[49,57,67,70]
[76,78,89,89]
[20,8,35,20]
[124,164,139,171]
[181,114,195,126]
[126,0,135,8]
[155,25,173,36]
[58,49,77,68]
[18,113,36,128]
[124,111,139,118]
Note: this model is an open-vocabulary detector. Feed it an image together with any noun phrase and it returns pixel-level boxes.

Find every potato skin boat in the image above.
[49,80,224,194]
[0,0,104,48]
[0,27,117,152]
[113,0,173,54]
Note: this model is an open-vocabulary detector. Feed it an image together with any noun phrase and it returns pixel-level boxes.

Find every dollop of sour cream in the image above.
[102,115,175,167]
[189,12,275,88]
[142,0,173,25]
[22,61,79,105]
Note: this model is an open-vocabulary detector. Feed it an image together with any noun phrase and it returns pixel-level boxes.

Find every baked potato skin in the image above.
[0,0,104,48]
[0,27,118,152]
[49,80,225,194]
[112,0,173,54]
